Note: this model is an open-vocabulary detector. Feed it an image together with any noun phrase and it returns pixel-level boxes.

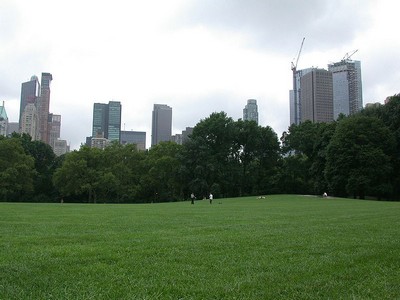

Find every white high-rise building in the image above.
[21,103,39,140]
[328,60,363,119]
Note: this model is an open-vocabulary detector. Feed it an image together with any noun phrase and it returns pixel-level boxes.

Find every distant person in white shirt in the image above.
[209,193,213,204]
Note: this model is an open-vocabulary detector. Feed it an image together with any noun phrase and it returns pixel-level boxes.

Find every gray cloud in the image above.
[175,0,372,54]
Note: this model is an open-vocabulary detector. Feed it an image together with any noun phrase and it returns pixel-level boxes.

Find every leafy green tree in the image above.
[325,115,395,199]
[19,134,56,201]
[0,138,36,201]
[139,142,182,202]
[182,112,280,198]
[279,121,320,195]
[233,120,260,195]
[362,95,400,199]
[102,143,146,203]
[282,121,319,157]
[183,112,237,198]
[255,125,281,194]
[275,154,312,194]
[53,146,102,202]
[309,122,336,195]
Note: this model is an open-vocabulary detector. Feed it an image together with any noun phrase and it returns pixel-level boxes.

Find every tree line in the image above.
[1,95,399,203]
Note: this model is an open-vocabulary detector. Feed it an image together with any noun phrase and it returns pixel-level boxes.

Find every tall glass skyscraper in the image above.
[243,99,259,124]
[107,101,122,142]
[151,104,172,147]
[92,103,108,138]
[92,101,121,142]
[328,60,363,119]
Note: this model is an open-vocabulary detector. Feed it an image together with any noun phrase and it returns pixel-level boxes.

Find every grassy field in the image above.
[0,195,399,299]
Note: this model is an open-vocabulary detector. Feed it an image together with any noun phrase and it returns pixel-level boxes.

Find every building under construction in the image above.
[289,41,363,125]
[328,58,363,119]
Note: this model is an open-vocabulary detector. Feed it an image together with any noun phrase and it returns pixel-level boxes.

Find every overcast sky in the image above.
[1,0,399,149]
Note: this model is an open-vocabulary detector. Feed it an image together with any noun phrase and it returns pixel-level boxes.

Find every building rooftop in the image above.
[0,102,8,120]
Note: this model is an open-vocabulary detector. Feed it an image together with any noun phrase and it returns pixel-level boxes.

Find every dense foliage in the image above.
[1,95,399,202]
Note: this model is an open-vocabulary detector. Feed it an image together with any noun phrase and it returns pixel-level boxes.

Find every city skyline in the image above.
[1,0,399,149]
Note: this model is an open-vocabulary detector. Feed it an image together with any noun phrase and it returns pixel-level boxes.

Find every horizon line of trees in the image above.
[1,95,399,203]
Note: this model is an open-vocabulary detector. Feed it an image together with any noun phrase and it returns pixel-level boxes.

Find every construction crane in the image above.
[291,37,305,72]
[342,49,358,61]
[291,38,305,125]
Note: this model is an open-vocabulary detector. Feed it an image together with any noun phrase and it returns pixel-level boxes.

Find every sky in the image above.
[1,0,399,150]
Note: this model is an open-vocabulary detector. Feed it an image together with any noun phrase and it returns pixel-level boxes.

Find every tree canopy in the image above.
[2,95,400,202]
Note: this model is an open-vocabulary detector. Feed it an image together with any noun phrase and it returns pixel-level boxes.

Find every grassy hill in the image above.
[1,195,399,299]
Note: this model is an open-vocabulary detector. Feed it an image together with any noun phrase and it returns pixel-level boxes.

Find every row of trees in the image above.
[1,95,399,202]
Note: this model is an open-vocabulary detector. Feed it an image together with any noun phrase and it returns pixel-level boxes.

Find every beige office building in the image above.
[300,68,333,123]
[20,103,39,140]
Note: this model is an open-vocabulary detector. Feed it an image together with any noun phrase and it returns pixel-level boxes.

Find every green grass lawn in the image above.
[0,195,399,299]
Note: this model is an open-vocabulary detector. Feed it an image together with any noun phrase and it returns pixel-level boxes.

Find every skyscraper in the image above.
[107,101,122,142]
[289,68,312,125]
[300,68,333,123]
[151,104,172,146]
[121,130,146,150]
[243,99,259,124]
[20,103,39,140]
[37,73,53,143]
[328,60,363,119]
[48,113,61,149]
[19,75,40,131]
[92,103,108,138]
[91,101,121,143]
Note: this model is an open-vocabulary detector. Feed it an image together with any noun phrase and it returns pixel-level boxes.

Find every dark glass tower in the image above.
[92,103,108,138]
[107,101,121,142]
[92,101,121,142]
